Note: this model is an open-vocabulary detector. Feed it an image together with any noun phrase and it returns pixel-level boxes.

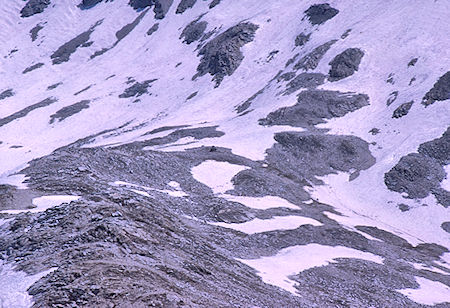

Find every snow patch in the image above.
[397,277,450,306]
[210,215,322,234]
[0,262,56,308]
[238,243,384,295]
[0,195,80,214]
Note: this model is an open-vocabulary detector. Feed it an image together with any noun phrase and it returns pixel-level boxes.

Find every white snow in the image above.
[130,189,150,197]
[191,160,248,194]
[411,263,450,276]
[112,180,187,198]
[238,243,384,295]
[0,174,28,189]
[0,195,80,214]
[0,262,56,308]
[221,195,300,210]
[397,277,450,306]
[210,215,322,234]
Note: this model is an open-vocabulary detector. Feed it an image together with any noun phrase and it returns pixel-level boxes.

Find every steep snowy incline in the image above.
[0,0,449,307]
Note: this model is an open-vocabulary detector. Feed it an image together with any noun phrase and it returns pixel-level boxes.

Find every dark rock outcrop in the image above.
[422,71,450,106]
[119,79,157,98]
[194,23,259,87]
[283,73,326,95]
[180,19,207,44]
[176,0,197,14]
[20,0,51,18]
[0,89,14,100]
[329,48,364,81]
[295,33,311,47]
[22,62,44,74]
[294,40,337,71]
[304,3,339,25]
[261,90,369,128]
[49,100,91,124]
[392,101,413,118]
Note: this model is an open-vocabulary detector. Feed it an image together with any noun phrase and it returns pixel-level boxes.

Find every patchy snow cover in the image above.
[0,195,80,214]
[238,243,384,295]
[397,277,450,306]
[0,262,55,308]
[112,180,187,198]
[410,262,449,276]
[0,173,28,189]
[220,195,300,210]
[210,215,322,234]
[191,160,248,194]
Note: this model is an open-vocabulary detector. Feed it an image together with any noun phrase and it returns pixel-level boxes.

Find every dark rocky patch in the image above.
[422,71,450,106]
[295,33,310,47]
[278,72,296,81]
[408,58,418,67]
[261,90,369,128]
[329,48,364,81]
[235,88,264,114]
[209,0,220,8]
[398,203,410,212]
[119,79,157,98]
[47,82,62,90]
[392,101,414,118]
[283,73,326,95]
[129,0,174,19]
[433,188,450,207]
[409,77,416,86]
[78,0,104,9]
[294,40,337,71]
[291,259,423,308]
[0,185,40,211]
[30,23,45,42]
[49,100,91,124]
[142,125,190,136]
[193,23,259,87]
[186,91,198,100]
[22,62,44,74]
[442,222,450,233]
[176,0,196,14]
[369,128,380,135]
[147,23,159,36]
[304,3,339,25]
[20,0,51,18]
[418,128,449,165]
[0,89,14,100]
[386,73,395,84]
[385,153,445,199]
[180,18,207,44]
[341,29,352,39]
[74,85,93,96]
[266,132,376,184]
[51,20,103,64]
[387,91,399,106]
[80,41,93,47]
[0,97,57,128]
[141,126,225,147]
[116,9,148,42]
[90,48,110,59]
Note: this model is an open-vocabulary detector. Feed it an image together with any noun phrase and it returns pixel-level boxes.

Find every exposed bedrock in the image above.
[304,3,339,25]
[385,153,445,199]
[194,23,259,87]
[422,71,450,106]
[294,40,337,71]
[180,19,207,44]
[392,101,414,119]
[20,0,51,18]
[385,128,449,206]
[266,132,376,185]
[260,90,370,128]
[49,100,91,124]
[283,73,326,95]
[328,48,364,81]
[176,0,197,14]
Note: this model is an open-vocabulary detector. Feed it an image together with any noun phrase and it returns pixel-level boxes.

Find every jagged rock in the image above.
[49,100,91,124]
[385,153,445,199]
[20,0,51,18]
[392,101,413,118]
[194,23,259,87]
[418,128,450,165]
[22,63,44,74]
[295,33,310,47]
[119,79,157,98]
[261,90,369,128]
[283,73,326,94]
[176,0,197,14]
[0,89,14,100]
[329,48,364,81]
[180,19,207,44]
[422,71,450,106]
[304,3,339,25]
[294,40,337,71]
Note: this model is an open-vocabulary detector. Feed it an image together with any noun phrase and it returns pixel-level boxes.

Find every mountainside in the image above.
[0,0,449,307]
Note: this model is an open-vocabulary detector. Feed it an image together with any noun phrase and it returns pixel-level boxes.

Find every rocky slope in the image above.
[0,0,449,307]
